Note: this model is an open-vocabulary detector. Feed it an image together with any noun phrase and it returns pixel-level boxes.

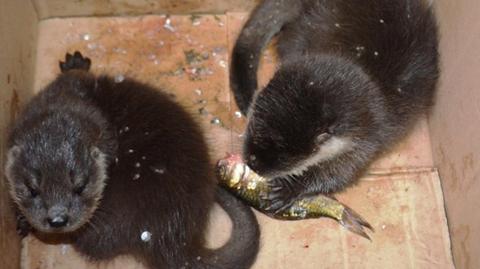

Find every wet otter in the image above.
[6,52,260,268]
[231,0,439,212]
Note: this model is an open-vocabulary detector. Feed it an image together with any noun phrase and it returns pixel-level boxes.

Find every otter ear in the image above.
[315,133,331,146]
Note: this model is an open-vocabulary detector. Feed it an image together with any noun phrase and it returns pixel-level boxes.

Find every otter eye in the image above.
[28,186,39,198]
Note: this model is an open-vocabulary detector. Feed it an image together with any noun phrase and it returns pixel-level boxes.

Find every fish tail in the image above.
[340,206,374,240]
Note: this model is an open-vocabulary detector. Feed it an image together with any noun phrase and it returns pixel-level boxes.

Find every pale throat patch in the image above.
[288,136,354,177]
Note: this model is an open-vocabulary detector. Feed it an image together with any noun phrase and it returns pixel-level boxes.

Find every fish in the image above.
[216,153,374,239]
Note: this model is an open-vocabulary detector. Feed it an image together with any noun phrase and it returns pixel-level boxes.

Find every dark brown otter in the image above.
[231,0,439,212]
[5,52,259,269]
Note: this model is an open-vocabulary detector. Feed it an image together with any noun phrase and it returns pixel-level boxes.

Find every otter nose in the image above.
[47,205,69,228]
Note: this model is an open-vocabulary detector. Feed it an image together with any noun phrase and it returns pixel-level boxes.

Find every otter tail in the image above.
[230,0,302,114]
[197,187,260,269]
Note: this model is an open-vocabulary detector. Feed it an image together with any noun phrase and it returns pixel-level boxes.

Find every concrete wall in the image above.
[431,0,480,268]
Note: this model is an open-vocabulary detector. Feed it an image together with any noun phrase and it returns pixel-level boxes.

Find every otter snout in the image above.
[47,205,69,228]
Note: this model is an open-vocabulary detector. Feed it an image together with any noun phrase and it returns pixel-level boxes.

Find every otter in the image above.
[5,52,260,269]
[230,0,439,212]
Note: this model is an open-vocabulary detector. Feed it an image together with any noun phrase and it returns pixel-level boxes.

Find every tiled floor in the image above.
[22,14,453,269]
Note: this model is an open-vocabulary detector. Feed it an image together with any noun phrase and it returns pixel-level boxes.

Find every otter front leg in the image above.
[261,175,309,213]
[59,51,91,73]
[262,152,370,213]
[16,210,32,237]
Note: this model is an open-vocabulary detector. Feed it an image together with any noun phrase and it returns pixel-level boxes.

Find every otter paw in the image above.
[261,177,303,214]
[16,214,32,237]
[59,51,91,73]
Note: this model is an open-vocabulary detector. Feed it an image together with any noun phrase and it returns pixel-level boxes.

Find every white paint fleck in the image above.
[133,174,141,180]
[128,149,134,154]
[141,231,152,242]
[142,156,147,160]
[335,23,340,28]
[211,117,222,125]
[248,64,253,69]
[397,88,402,93]
[234,111,242,118]
[381,224,387,230]
[114,74,125,83]
[61,244,69,255]
[163,17,175,32]
[87,43,97,50]
[194,88,202,95]
[135,162,141,168]
[379,19,385,24]
[82,34,91,41]
[218,60,227,68]
[196,256,202,261]
[374,51,379,56]
[124,126,129,132]
[309,81,314,86]
[148,53,157,60]
[249,155,256,161]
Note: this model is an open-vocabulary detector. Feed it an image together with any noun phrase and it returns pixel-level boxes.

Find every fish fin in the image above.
[340,206,374,240]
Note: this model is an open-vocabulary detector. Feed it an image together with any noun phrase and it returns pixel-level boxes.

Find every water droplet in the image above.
[309,81,314,86]
[379,19,385,24]
[142,156,147,160]
[374,51,379,56]
[133,174,141,180]
[124,126,129,132]
[115,157,119,164]
[335,23,341,28]
[196,256,202,261]
[381,224,387,230]
[114,74,125,83]
[140,231,152,241]
[135,162,141,168]
[249,155,256,161]
[145,131,150,136]
[249,54,254,59]
[128,149,134,154]
[248,64,253,69]
[234,111,242,118]
[397,88,402,93]
[153,168,165,174]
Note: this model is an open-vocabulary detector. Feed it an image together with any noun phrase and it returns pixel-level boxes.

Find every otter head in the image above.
[244,55,383,178]
[5,112,111,233]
